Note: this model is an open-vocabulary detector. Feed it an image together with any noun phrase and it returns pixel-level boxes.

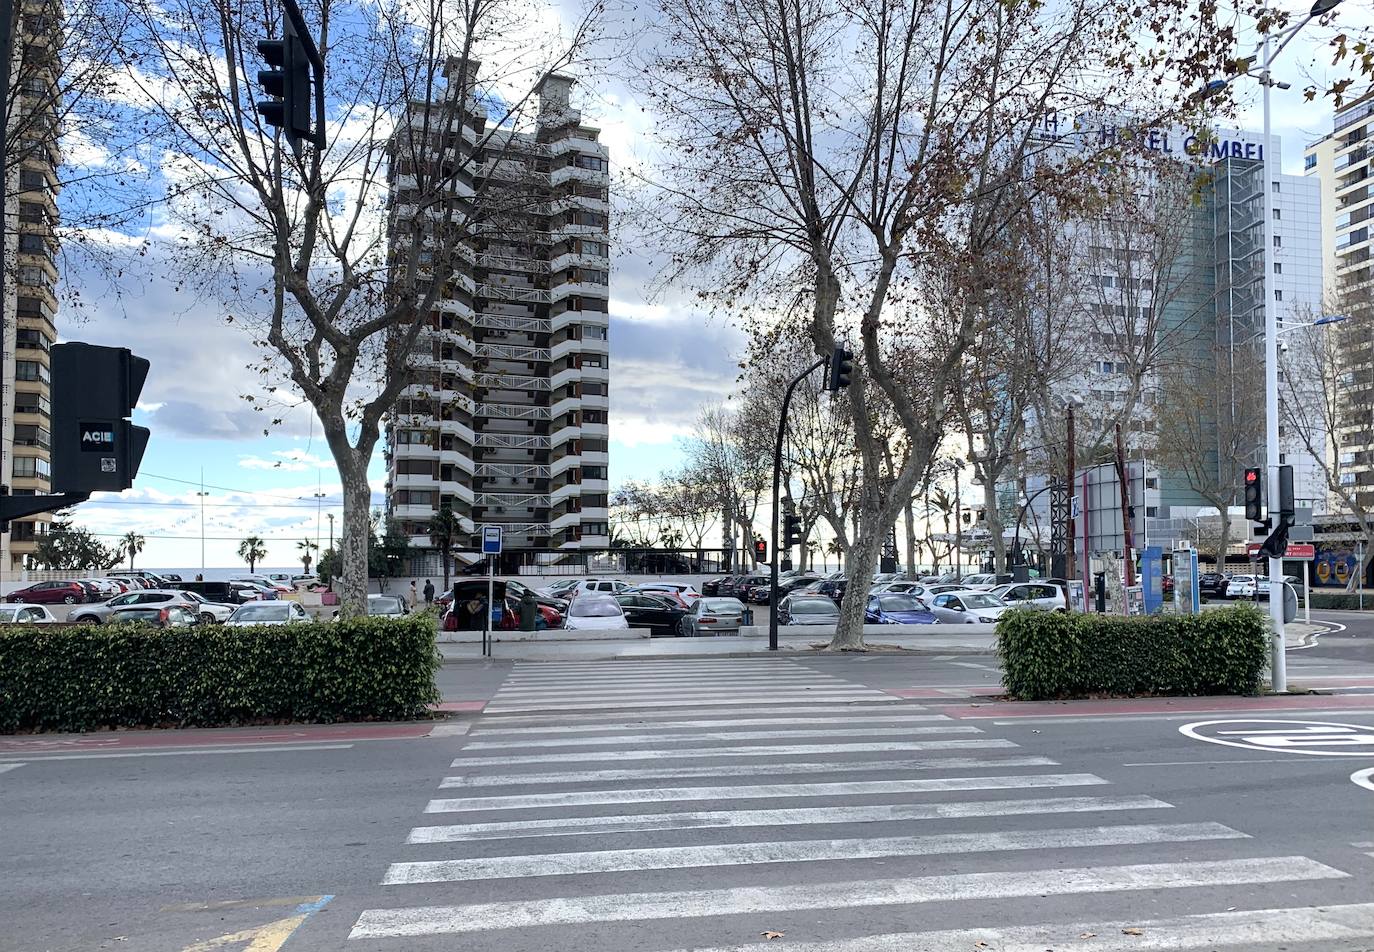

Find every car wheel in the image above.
[63,595,77,604]
[200,612,216,625]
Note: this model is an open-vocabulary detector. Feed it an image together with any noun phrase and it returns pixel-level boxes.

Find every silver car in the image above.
[679,597,747,636]
[927,590,1010,624]
[777,595,840,626]
[988,582,1067,612]
[69,589,200,625]
[227,602,311,626]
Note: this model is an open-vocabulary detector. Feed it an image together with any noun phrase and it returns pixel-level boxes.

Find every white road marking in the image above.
[349,856,1344,937]
[645,901,1374,952]
[426,772,1109,812]
[406,795,1173,842]
[1180,718,1374,757]
[0,763,24,773]
[477,704,922,725]
[427,723,471,737]
[483,695,896,713]
[1353,766,1374,792]
[499,674,860,688]
[462,726,982,750]
[438,755,1060,788]
[449,739,1015,765]
[488,689,895,703]
[1122,758,1322,767]
[383,822,1243,885]
[470,715,952,735]
[0,743,353,762]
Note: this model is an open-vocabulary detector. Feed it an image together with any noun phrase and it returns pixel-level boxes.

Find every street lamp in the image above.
[1011,483,1054,580]
[1197,0,1343,693]
[197,467,209,576]
[1064,393,1085,584]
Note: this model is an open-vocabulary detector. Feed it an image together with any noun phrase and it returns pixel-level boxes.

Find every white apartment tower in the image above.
[385,68,611,570]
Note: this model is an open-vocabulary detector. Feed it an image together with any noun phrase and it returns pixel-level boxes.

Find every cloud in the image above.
[238,449,335,472]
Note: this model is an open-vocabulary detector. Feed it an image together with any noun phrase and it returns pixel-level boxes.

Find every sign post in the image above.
[481,526,502,657]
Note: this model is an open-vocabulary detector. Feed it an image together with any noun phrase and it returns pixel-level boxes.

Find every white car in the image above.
[177,590,236,624]
[988,582,1067,612]
[1226,575,1260,598]
[0,604,58,624]
[226,601,311,626]
[871,580,938,599]
[564,594,629,630]
[928,590,1010,624]
[569,579,632,598]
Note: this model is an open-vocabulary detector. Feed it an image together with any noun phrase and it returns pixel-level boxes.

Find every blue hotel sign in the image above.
[1037,115,1264,162]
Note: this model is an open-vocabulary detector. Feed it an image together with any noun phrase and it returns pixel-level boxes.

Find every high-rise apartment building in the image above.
[1306,93,1374,512]
[385,68,611,572]
[3,0,62,570]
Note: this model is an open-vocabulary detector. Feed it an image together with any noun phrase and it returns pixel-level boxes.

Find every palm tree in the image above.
[238,536,268,573]
[121,531,145,570]
[297,538,318,575]
[428,504,460,591]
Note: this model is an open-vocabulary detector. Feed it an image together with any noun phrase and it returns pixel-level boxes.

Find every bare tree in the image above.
[117,0,600,612]
[683,400,771,567]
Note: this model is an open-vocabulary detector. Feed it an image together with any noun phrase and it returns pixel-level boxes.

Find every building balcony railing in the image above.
[475,343,551,362]
[476,462,550,479]
[476,282,551,304]
[475,402,551,420]
[475,433,550,449]
[475,372,551,391]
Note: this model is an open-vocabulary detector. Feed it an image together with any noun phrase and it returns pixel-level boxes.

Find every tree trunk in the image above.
[1215,511,1231,575]
[442,549,451,591]
[830,514,883,650]
[983,477,1005,573]
[903,498,916,577]
[339,463,373,617]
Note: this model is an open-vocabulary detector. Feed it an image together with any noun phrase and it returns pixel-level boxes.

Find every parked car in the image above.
[923,582,972,597]
[988,581,1067,612]
[615,593,688,636]
[1198,573,1230,597]
[110,604,200,627]
[816,577,848,602]
[564,594,629,630]
[70,589,201,625]
[747,575,815,605]
[870,580,938,599]
[266,572,295,587]
[864,593,937,625]
[161,573,184,583]
[227,601,311,626]
[107,570,170,588]
[541,578,583,599]
[700,577,725,596]
[0,604,58,624]
[72,579,106,601]
[569,579,632,598]
[777,594,842,626]
[624,584,699,609]
[230,575,290,595]
[334,594,408,618]
[1225,574,1260,598]
[6,581,90,605]
[78,578,119,599]
[960,573,1000,589]
[440,579,567,615]
[228,578,281,600]
[927,590,1011,624]
[678,597,747,636]
[176,591,236,624]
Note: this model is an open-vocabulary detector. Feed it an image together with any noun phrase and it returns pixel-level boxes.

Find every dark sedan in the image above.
[864,593,936,625]
[746,575,816,604]
[778,595,841,626]
[1198,573,1229,597]
[615,593,688,637]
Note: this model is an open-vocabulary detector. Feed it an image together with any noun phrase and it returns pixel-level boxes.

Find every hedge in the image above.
[996,605,1268,701]
[0,616,441,733]
[1308,592,1370,611]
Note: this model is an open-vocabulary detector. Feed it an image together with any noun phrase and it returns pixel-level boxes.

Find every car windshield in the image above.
[570,596,623,618]
[961,593,1005,609]
[791,599,835,614]
[369,596,405,615]
[876,595,923,611]
[179,591,207,604]
[230,604,290,622]
[702,598,744,613]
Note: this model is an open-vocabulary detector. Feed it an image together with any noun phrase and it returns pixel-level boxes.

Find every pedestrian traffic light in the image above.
[826,345,854,391]
[1276,464,1295,527]
[51,343,150,493]
[754,538,768,562]
[1244,467,1263,522]
[256,11,313,153]
[783,512,803,548]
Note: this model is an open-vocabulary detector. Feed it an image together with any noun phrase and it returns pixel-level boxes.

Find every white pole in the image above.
[1261,33,1286,693]
[199,468,206,576]
[486,557,494,656]
[1360,543,1365,613]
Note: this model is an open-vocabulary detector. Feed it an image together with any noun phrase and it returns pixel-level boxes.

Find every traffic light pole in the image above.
[768,355,827,651]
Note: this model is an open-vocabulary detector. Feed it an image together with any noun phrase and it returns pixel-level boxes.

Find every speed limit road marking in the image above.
[1179,719,1374,757]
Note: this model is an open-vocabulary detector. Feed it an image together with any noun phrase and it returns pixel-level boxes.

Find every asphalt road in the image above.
[5,653,1374,951]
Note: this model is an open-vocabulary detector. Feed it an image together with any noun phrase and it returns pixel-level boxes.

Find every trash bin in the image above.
[519,591,538,632]
[742,607,755,627]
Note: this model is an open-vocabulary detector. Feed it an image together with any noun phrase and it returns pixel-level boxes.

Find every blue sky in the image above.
[49,1,1373,571]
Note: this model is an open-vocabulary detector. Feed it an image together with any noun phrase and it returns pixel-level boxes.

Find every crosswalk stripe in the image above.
[405,794,1173,842]
[449,739,1015,764]
[350,856,1346,937]
[488,688,892,702]
[438,756,1062,788]
[462,726,982,749]
[483,696,901,713]
[426,772,1107,812]
[476,704,920,724]
[0,763,23,774]
[645,901,1374,952]
[383,822,1244,885]
[470,715,953,735]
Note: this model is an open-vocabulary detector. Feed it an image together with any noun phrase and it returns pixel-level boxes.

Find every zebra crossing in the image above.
[349,659,1368,949]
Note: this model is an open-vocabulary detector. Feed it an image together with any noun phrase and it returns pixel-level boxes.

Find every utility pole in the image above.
[1,0,14,552]
[1114,423,1136,589]
[1065,395,1083,582]
[953,462,963,578]
[197,468,208,575]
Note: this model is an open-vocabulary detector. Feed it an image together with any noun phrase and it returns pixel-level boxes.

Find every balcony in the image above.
[475,342,551,362]
[475,402,551,420]
[475,433,550,450]
[475,372,550,391]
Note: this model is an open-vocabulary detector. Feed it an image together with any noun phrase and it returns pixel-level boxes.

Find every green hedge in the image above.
[0,617,441,733]
[996,605,1268,701]
[1308,592,1369,610]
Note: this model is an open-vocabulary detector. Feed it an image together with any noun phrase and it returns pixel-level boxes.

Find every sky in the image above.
[48,0,1374,571]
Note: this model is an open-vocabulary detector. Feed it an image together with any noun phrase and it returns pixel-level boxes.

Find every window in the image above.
[582,355,605,368]
[14,392,49,416]
[1098,360,1116,373]
[1274,289,1283,301]
[1273,208,1282,220]
[18,233,45,253]
[1305,154,1317,170]
[583,410,605,424]
[18,266,44,287]
[15,360,48,383]
[1145,506,1158,517]
[13,425,49,448]
[1274,262,1283,274]
[1145,477,1158,489]
[573,154,608,172]
[15,328,47,351]
[12,456,50,479]
[1273,235,1282,248]
[1098,275,1114,288]
[1273,180,1282,193]
[582,465,607,479]
[583,324,607,340]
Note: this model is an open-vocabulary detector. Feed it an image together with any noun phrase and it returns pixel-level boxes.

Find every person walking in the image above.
[408,580,419,611]
[423,579,435,606]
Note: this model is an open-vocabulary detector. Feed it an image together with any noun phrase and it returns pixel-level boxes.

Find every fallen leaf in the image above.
[975,943,990,948]
[1121,927,1144,936]
[760,932,785,940]
[1079,932,1097,938]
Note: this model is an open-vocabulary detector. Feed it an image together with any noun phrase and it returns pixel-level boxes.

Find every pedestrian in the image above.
[423,578,435,605]
[408,580,418,610]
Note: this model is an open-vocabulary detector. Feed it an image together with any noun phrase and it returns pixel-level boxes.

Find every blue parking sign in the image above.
[482,525,502,555]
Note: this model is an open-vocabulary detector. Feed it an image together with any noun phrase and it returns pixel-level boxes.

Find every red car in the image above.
[6,581,89,605]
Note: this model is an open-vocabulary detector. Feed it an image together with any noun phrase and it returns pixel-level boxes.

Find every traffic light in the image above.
[1244,467,1263,522]
[51,343,150,493]
[256,11,312,153]
[754,538,768,562]
[826,345,854,391]
[783,512,803,548]
[1276,464,1295,527]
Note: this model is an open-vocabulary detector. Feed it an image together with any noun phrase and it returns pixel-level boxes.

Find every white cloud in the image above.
[239,449,334,472]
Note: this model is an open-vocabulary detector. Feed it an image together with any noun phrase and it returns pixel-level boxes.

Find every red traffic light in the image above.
[1245,470,1258,483]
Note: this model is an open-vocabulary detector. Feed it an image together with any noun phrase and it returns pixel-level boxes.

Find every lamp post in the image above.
[196,468,209,575]
[1064,394,1084,583]
[1200,0,1343,693]
[1012,483,1055,578]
